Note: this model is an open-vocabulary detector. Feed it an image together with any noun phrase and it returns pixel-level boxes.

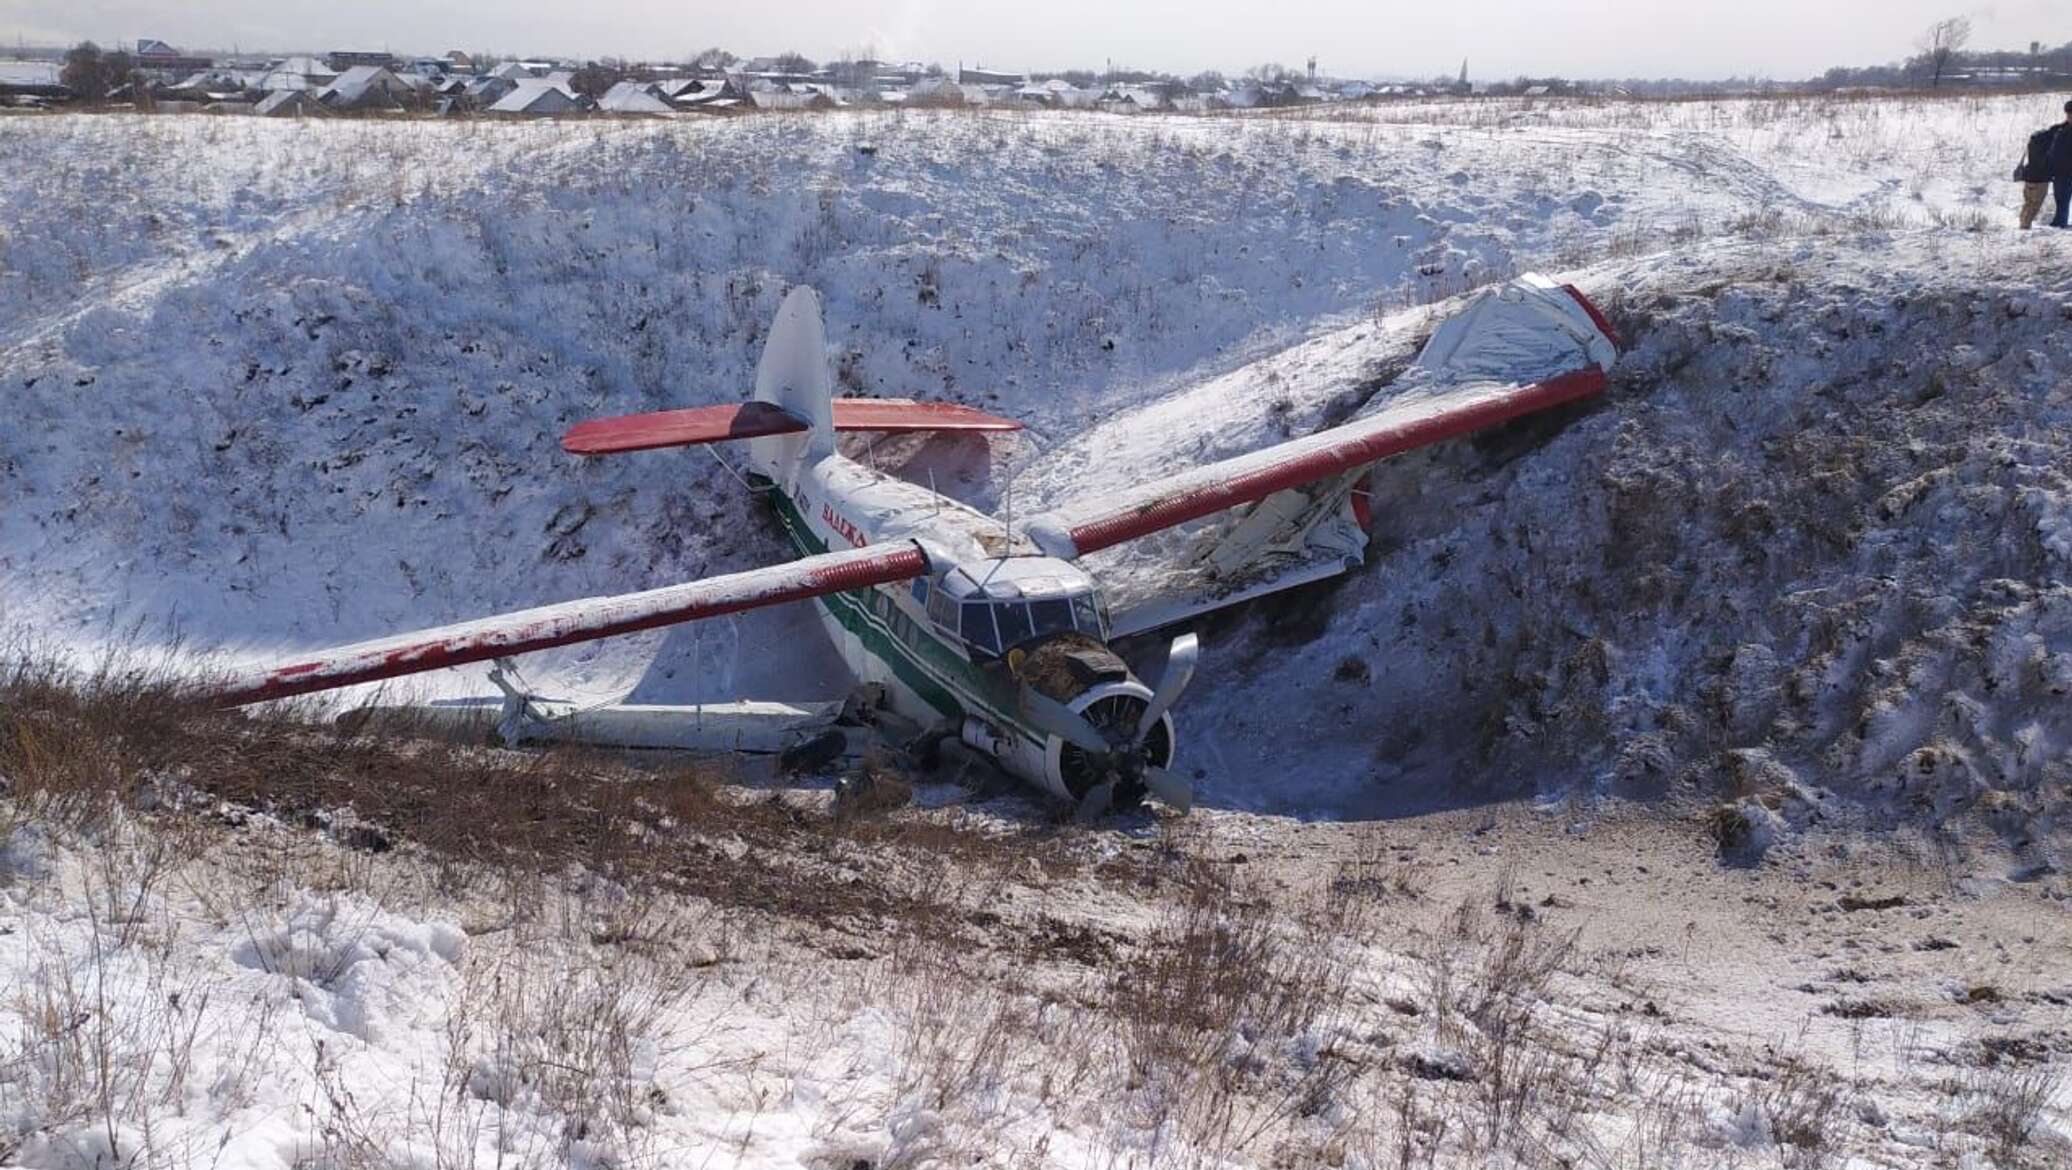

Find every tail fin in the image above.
[747,287,836,480]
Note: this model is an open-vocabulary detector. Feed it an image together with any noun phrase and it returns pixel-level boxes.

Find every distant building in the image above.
[487,77,588,116]
[252,89,317,116]
[326,51,397,73]
[957,66,1024,86]
[665,76,744,110]
[162,70,247,102]
[0,60,70,101]
[317,65,415,110]
[444,50,475,74]
[135,39,215,73]
[597,80,675,114]
[747,88,836,111]
[258,56,336,91]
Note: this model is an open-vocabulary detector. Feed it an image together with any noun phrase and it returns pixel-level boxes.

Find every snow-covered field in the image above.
[3,94,2071,1167]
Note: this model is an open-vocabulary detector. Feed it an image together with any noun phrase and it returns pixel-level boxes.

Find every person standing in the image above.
[2016,113,2061,229]
[2053,100,2072,229]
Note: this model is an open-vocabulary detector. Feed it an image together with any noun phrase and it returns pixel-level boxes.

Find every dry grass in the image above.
[0,651,1085,939]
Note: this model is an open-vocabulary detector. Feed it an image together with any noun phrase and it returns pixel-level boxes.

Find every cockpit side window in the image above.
[1070,593,1102,635]
[962,601,1001,655]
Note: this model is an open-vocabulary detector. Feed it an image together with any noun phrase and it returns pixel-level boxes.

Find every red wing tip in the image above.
[1560,283,1621,351]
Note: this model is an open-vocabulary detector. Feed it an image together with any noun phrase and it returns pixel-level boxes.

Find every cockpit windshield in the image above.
[932,558,1108,656]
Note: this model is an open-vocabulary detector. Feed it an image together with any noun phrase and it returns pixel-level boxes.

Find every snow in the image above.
[2,97,2069,787]
[2,95,2072,1165]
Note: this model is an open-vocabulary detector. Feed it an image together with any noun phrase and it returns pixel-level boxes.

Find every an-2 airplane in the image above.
[214,275,1618,818]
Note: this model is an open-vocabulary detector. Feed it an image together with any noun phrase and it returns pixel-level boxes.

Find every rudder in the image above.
[748,286,836,481]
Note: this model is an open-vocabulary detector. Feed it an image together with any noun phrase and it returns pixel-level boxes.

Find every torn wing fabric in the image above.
[1027,274,1618,631]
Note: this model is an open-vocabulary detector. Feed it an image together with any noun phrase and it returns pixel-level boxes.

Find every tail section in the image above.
[558,286,1022,463]
[748,287,836,481]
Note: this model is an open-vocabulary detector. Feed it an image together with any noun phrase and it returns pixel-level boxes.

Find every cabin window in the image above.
[911,579,930,606]
[962,602,1001,655]
[928,588,958,634]
[994,601,1035,649]
[1029,599,1075,640]
[1071,594,1102,635]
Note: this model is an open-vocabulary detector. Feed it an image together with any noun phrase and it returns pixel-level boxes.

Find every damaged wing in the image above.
[212,542,932,705]
[1023,275,1619,632]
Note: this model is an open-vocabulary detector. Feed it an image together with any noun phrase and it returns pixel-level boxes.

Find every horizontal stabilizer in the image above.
[564,399,1021,455]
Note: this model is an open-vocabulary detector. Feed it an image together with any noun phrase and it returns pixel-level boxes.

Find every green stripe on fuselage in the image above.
[763,480,1041,748]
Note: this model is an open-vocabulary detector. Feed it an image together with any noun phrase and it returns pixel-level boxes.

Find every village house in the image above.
[665,76,744,112]
[597,79,676,114]
[957,66,1024,87]
[325,50,396,73]
[135,39,215,74]
[746,88,836,111]
[487,76,589,116]
[252,89,317,116]
[317,65,416,110]
[257,56,335,91]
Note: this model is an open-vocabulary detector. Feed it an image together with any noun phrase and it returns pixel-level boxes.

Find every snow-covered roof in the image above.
[320,65,408,106]
[0,61,61,87]
[597,80,673,114]
[490,62,534,81]
[747,89,834,110]
[253,89,312,115]
[487,79,583,114]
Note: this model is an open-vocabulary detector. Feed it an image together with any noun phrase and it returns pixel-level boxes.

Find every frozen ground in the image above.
[2,94,2071,1167]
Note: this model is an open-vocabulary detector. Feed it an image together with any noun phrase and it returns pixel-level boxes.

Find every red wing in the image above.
[214,543,930,706]
[563,399,1021,455]
[1024,275,1618,559]
[831,399,1022,433]
[1026,369,1607,558]
[562,401,808,455]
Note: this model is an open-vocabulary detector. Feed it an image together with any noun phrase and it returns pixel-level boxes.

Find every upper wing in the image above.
[1024,276,1617,560]
[564,399,1022,455]
[1025,368,1606,558]
[213,542,931,706]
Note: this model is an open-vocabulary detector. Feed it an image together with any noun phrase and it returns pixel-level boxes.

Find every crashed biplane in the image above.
[214,275,1618,818]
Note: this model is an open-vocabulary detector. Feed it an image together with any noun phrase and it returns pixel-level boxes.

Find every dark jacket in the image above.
[2020,125,2061,182]
[2052,122,2072,182]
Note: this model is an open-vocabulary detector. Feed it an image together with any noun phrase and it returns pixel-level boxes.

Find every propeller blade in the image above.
[1142,766,1193,814]
[1019,684,1111,756]
[1135,632,1200,741]
[1075,781,1115,823]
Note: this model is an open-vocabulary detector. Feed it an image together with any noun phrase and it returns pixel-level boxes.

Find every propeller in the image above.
[1136,634,1199,740]
[1016,631,1201,817]
[1018,683,1113,755]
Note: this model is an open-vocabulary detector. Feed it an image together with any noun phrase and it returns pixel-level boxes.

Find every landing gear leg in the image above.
[485,658,550,747]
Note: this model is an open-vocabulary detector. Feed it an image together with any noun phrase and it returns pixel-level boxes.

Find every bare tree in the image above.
[1918,16,1972,88]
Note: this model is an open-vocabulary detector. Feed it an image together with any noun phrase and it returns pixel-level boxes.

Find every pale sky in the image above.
[1,0,2065,81]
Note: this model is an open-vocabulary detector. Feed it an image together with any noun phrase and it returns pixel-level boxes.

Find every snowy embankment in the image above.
[2,96,2072,1170]
[2,98,2064,764]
